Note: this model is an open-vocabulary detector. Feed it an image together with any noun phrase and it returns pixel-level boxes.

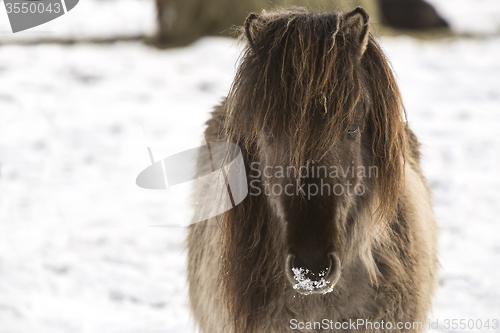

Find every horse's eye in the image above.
[346,124,359,134]
[263,127,274,140]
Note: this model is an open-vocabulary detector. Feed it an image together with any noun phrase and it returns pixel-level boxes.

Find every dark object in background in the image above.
[379,0,449,29]
[153,0,380,46]
[155,0,173,44]
[154,0,449,46]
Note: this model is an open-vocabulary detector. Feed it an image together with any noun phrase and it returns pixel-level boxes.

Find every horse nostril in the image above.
[292,255,330,281]
[285,252,341,295]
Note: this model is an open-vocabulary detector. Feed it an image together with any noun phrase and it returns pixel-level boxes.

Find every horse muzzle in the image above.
[285,252,341,295]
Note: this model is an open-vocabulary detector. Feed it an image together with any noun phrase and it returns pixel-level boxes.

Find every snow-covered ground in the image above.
[426,0,500,35]
[0,1,499,333]
[0,0,156,42]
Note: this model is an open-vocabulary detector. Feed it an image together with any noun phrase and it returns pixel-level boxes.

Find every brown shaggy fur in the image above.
[187,7,438,333]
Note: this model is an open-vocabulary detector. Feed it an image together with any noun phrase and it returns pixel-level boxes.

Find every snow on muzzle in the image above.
[285,252,341,295]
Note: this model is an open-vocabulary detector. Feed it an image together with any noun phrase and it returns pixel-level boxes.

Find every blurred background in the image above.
[0,0,499,332]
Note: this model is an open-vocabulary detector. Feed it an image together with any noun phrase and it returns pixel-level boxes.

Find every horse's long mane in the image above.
[219,8,407,332]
